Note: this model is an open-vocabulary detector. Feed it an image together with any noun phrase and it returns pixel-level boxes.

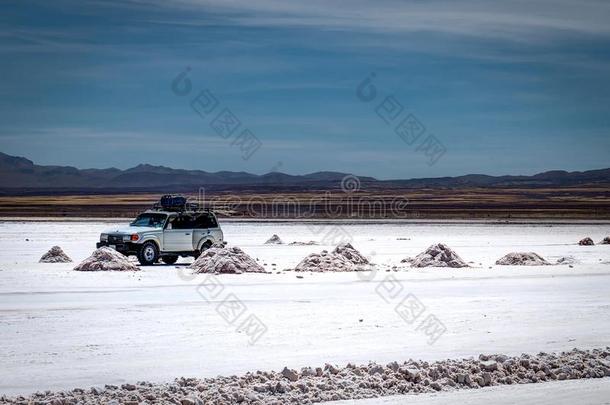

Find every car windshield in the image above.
[130,213,167,228]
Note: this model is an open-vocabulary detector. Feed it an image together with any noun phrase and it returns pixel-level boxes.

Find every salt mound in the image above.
[264,234,283,245]
[579,237,595,246]
[39,246,72,263]
[333,243,369,265]
[295,243,371,272]
[289,241,318,246]
[189,246,265,274]
[602,237,610,245]
[6,348,609,404]
[408,243,469,268]
[556,256,577,265]
[495,252,550,266]
[294,250,359,272]
[74,247,139,271]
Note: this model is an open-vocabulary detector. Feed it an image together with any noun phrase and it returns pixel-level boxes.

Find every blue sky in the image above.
[1,0,609,179]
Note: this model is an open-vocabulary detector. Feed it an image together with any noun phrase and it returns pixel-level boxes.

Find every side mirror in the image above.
[166,223,172,230]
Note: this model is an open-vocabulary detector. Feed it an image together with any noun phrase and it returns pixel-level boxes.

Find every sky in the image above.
[1,0,609,180]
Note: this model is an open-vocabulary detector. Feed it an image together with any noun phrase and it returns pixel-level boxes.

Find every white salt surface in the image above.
[0,219,609,397]
[331,378,610,405]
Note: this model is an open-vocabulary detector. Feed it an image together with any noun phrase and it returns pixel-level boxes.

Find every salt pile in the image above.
[39,246,72,263]
[289,241,318,246]
[333,242,369,265]
[295,243,370,272]
[556,256,577,265]
[294,250,359,272]
[264,234,283,244]
[579,237,595,246]
[406,243,469,268]
[495,252,550,266]
[189,246,265,274]
[74,247,139,271]
[6,348,609,404]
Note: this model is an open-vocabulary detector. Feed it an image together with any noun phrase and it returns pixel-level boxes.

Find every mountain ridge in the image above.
[1,151,609,195]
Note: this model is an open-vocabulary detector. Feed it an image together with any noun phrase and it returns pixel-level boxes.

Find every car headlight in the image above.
[100,233,108,242]
[123,234,139,242]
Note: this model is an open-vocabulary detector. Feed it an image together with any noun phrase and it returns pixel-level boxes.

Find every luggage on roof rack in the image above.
[152,195,209,213]
[160,194,187,210]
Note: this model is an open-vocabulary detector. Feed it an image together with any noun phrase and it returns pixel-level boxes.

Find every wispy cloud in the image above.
[1,0,608,178]
[140,0,610,42]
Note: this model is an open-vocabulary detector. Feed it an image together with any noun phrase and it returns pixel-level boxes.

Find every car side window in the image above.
[194,214,217,228]
[169,215,195,230]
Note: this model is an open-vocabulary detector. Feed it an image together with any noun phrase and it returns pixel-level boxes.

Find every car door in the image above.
[163,215,194,252]
[191,213,220,248]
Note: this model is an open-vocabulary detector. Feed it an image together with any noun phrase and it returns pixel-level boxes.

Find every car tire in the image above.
[193,240,213,259]
[138,241,159,266]
[161,255,179,265]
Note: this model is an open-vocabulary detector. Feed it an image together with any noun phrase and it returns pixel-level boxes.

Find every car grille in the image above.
[108,235,123,244]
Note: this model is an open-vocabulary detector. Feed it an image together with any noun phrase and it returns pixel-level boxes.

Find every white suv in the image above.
[97,208,223,265]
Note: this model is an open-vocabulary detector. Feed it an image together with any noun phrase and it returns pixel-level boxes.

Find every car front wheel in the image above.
[137,241,159,266]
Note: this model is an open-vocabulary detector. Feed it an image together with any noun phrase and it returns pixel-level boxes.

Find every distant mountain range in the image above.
[1,151,609,195]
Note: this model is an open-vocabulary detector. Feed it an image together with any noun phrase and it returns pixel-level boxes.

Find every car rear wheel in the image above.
[193,240,213,259]
[137,241,159,266]
[161,255,179,265]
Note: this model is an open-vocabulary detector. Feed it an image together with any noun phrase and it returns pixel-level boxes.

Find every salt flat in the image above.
[332,378,610,405]
[0,220,609,397]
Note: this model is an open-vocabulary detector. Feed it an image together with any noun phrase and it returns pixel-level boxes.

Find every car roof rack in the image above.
[150,203,212,212]
[150,200,213,214]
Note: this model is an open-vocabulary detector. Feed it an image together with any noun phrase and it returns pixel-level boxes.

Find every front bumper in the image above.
[96,241,140,256]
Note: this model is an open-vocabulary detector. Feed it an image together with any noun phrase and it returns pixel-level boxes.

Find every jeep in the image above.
[96,196,223,265]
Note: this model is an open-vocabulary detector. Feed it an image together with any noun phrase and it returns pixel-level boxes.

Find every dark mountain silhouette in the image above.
[0,151,609,195]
